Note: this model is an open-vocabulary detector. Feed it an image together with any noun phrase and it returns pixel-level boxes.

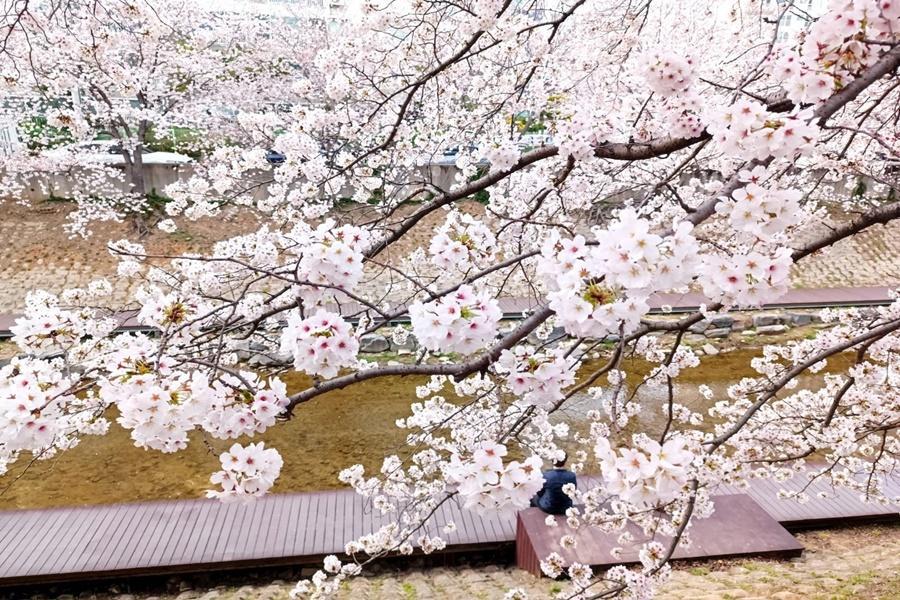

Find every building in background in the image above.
[771,0,828,42]
[197,0,351,27]
[0,119,19,156]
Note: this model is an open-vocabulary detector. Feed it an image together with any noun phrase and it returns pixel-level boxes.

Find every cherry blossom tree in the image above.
[2,0,900,598]
[0,0,312,234]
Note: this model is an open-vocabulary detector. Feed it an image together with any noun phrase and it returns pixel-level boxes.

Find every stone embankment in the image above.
[228,307,836,368]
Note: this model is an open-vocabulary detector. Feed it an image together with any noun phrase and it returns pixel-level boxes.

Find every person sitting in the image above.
[530,452,577,515]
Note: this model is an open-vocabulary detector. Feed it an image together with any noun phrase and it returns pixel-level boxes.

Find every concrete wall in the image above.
[3,162,882,207]
[4,163,464,204]
[6,164,194,203]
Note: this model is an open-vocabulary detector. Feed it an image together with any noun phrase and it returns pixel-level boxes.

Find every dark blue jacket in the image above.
[535,468,577,515]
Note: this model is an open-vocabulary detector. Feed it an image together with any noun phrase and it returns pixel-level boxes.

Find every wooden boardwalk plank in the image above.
[46,505,103,575]
[149,500,191,567]
[104,504,154,572]
[208,500,238,562]
[160,502,204,565]
[256,495,279,560]
[181,500,217,566]
[95,504,143,572]
[0,509,48,573]
[17,508,75,576]
[291,494,322,556]
[516,494,804,577]
[72,502,130,572]
[277,494,301,558]
[1,464,899,586]
[229,498,258,562]
[342,492,355,553]
[316,491,333,551]
[249,498,273,558]
[136,501,176,569]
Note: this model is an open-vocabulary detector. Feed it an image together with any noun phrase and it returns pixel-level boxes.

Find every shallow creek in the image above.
[0,347,851,509]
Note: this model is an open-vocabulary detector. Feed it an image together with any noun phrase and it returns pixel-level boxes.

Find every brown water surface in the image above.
[0,348,849,509]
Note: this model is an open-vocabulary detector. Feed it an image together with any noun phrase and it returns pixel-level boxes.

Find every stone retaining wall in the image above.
[230,307,839,368]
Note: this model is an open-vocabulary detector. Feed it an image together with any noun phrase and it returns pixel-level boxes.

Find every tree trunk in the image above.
[127,145,150,236]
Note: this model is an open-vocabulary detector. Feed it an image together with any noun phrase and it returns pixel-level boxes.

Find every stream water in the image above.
[0,347,850,510]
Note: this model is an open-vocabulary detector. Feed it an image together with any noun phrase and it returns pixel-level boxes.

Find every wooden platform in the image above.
[515,494,804,577]
[717,471,900,529]
[0,489,515,587]
[0,468,897,587]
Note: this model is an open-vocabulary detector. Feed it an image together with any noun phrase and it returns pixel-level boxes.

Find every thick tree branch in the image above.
[791,199,900,262]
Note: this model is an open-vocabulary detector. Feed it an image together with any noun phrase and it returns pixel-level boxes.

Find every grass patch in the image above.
[402,581,417,599]
[844,571,875,585]
[828,570,878,600]
[166,229,195,243]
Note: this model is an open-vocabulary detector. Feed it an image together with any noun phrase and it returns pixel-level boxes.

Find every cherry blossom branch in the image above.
[791,199,900,262]
[283,306,553,412]
[707,317,900,451]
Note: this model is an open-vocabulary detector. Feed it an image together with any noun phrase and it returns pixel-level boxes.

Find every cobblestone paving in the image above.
[0,204,254,312]
[1,202,899,313]
[789,215,900,289]
[24,525,900,600]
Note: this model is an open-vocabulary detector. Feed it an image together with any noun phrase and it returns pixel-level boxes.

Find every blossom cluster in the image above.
[207,442,284,502]
[289,554,362,598]
[409,286,503,354]
[280,310,359,378]
[495,347,577,407]
[540,210,699,339]
[595,436,695,508]
[288,220,370,306]
[698,247,793,307]
[642,50,695,96]
[136,287,208,335]
[200,374,290,439]
[10,290,115,354]
[429,211,497,270]
[445,442,545,516]
[716,180,802,241]
[661,91,706,138]
[554,108,614,162]
[0,357,90,473]
[482,140,521,173]
[107,373,288,451]
[707,100,819,161]
[97,333,288,449]
[769,1,900,105]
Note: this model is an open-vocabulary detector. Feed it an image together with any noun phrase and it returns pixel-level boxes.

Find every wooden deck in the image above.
[0,286,894,338]
[516,494,804,577]
[0,467,897,587]
[0,489,515,587]
[717,471,900,529]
